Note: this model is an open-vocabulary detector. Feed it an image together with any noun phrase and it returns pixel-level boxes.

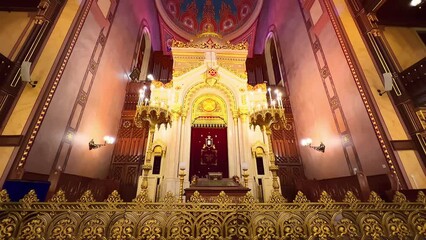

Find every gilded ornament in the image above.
[138,218,162,239]
[361,216,384,239]
[392,191,407,203]
[133,189,152,203]
[189,191,205,203]
[81,218,106,239]
[293,191,310,203]
[318,191,335,203]
[19,217,46,239]
[0,189,10,203]
[20,189,39,204]
[310,217,334,239]
[343,191,360,204]
[171,39,248,50]
[49,217,76,239]
[255,218,277,239]
[78,190,96,202]
[241,191,259,205]
[334,217,359,238]
[267,190,287,204]
[213,191,231,205]
[416,191,426,204]
[0,216,16,239]
[368,191,384,204]
[106,190,123,203]
[49,189,67,203]
[110,218,134,239]
[281,218,307,239]
[162,191,177,204]
[386,214,411,239]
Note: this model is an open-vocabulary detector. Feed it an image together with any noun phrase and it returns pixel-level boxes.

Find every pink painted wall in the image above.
[254,0,387,179]
[25,0,161,179]
[25,9,103,175]
[130,0,162,51]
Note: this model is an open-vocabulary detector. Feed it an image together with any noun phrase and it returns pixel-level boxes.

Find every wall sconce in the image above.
[89,136,115,150]
[301,138,325,153]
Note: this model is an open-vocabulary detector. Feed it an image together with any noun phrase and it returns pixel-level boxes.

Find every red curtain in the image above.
[190,127,228,179]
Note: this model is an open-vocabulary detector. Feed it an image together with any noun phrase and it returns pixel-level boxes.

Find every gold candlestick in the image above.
[242,170,249,187]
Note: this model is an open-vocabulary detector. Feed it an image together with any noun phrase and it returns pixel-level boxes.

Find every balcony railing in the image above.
[0,189,425,239]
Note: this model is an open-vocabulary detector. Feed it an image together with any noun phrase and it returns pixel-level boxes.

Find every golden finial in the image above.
[0,189,10,203]
[162,191,177,204]
[78,190,96,203]
[133,189,152,203]
[241,191,259,204]
[293,191,310,203]
[392,191,407,203]
[368,191,384,204]
[416,191,426,204]
[106,190,123,203]
[267,191,287,204]
[190,191,205,203]
[214,191,231,205]
[343,191,360,204]
[318,191,335,203]
[20,189,39,204]
[49,189,67,203]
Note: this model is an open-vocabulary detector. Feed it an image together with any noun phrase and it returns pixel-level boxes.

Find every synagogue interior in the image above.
[0,0,425,238]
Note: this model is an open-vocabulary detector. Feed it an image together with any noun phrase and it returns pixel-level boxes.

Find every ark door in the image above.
[189,127,228,179]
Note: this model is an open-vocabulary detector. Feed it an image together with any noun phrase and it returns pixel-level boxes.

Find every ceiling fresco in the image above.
[160,0,260,37]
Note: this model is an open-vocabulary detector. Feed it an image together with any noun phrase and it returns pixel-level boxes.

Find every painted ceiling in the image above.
[159,0,260,37]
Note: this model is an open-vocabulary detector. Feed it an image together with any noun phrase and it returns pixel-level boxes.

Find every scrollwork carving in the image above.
[106,190,123,203]
[49,189,67,203]
[78,190,96,202]
[293,191,310,203]
[0,189,10,203]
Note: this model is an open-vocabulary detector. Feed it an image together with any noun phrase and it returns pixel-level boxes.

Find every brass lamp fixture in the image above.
[179,162,186,203]
[301,138,325,153]
[89,136,115,150]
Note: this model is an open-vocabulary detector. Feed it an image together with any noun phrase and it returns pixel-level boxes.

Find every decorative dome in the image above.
[157,0,262,41]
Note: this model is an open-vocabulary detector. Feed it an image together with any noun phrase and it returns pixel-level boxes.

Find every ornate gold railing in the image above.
[1,189,426,239]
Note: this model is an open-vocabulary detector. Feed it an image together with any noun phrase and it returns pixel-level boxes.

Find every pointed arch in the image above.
[264,28,286,90]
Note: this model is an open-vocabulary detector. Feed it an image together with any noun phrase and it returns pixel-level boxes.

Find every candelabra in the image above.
[178,162,186,203]
[241,162,249,188]
[249,108,285,193]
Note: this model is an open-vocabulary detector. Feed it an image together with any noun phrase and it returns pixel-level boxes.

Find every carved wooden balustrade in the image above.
[0,189,426,239]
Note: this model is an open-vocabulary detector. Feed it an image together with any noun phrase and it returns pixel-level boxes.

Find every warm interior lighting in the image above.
[301,138,325,153]
[179,162,187,170]
[410,0,422,6]
[241,162,248,171]
[147,74,154,81]
[89,136,115,150]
